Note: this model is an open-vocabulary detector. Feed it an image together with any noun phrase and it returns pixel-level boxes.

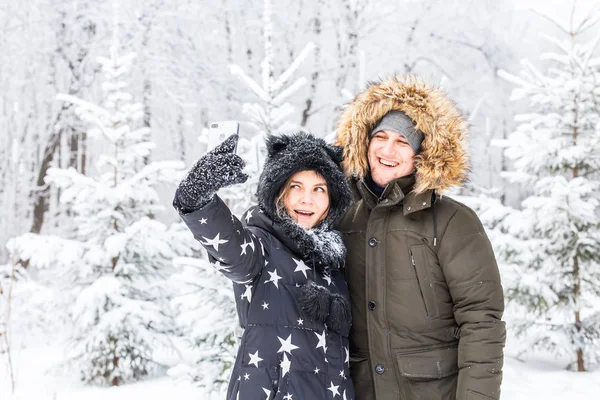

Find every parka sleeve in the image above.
[437,205,506,400]
[177,195,266,284]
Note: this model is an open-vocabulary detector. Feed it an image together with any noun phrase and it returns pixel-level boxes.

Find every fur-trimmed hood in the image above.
[335,76,469,194]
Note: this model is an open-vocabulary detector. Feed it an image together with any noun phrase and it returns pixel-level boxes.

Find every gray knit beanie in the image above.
[370,110,424,154]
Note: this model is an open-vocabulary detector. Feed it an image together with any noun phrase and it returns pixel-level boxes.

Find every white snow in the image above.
[3,334,600,399]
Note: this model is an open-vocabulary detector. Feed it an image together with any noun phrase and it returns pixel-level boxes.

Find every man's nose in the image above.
[382,138,396,154]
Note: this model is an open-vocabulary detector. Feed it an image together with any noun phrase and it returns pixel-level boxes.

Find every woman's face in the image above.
[283,170,330,230]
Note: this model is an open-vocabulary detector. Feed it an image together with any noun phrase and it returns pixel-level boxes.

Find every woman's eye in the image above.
[290,184,300,189]
[315,187,326,193]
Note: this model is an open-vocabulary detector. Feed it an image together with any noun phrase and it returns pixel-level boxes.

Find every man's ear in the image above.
[265,134,291,156]
[324,145,344,164]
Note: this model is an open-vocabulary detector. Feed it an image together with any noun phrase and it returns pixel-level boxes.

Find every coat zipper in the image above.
[410,250,431,317]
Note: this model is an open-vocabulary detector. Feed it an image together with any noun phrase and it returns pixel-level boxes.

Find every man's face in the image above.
[367,129,416,187]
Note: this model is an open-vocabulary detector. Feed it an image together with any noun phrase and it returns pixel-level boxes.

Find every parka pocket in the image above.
[410,245,439,319]
[466,389,496,400]
[396,347,459,400]
[396,346,459,381]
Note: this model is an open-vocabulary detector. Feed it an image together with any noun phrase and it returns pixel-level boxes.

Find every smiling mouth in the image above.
[379,158,399,167]
[294,210,314,217]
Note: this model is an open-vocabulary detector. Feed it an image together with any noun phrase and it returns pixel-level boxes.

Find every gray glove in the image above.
[173,135,248,214]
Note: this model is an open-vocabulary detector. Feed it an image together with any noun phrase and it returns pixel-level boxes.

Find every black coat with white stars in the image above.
[180,195,355,400]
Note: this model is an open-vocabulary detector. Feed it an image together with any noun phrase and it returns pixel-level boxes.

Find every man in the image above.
[335,76,506,400]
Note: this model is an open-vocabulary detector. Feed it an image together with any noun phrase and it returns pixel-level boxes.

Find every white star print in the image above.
[277,334,299,354]
[323,274,332,286]
[244,372,250,380]
[240,238,254,255]
[245,209,253,223]
[262,302,269,310]
[259,240,265,256]
[248,350,263,367]
[328,382,340,397]
[201,233,228,252]
[212,261,231,272]
[281,352,291,377]
[293,258,311,278]
[315,330,326,351]
[314,367,320,374]
[343,389,348,400]
[339,370,345,379]
[345,347,349,365]
[297,318,304,325]
[199,218,207,224]
[241,284,252,302]
[283,393,293,400]
[218,257,225,262]
[262,388,271,400]
[265,269,282,288]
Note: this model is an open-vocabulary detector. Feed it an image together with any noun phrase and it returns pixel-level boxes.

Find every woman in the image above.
[173,133,355,400]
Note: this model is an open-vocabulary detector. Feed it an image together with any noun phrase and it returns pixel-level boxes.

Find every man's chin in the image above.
[371,173,395,187]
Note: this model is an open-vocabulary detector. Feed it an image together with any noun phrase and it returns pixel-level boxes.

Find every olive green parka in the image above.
[335,76,506,400]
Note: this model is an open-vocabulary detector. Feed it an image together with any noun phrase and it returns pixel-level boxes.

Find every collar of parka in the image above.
[353,176,435,216]
[335,76,470,195]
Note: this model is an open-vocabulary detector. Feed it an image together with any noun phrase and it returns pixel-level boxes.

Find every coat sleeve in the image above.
[437,205,506,400]
[177,195,266,284]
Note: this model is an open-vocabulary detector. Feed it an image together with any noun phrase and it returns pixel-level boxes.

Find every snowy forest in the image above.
[1,0,600,398]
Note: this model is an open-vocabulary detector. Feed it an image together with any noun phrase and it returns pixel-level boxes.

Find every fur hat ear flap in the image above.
[265,134,291,156]
[323,144,345,165]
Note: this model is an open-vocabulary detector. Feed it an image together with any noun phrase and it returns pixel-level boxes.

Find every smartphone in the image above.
[207,121,240,153]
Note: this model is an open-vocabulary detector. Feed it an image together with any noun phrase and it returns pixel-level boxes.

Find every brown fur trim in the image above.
[334,76,469,194]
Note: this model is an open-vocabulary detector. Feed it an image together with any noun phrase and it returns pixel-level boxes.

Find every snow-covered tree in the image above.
[172,0,315,394]
[169,255,237,397]
[221,0,314,212]
[496,12,600,371]
[7,47,197,385]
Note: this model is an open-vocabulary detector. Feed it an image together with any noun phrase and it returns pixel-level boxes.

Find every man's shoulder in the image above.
[436,195,485,234]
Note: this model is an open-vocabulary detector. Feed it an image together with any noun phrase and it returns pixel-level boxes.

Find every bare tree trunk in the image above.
[81,131,87,175]
[30,10,97,234]
[0,261,18,394]
[301,0,322,127]
[223,0,234,116]
[570,82,585,371]
[30,125,61,234]
[240,5,254,76]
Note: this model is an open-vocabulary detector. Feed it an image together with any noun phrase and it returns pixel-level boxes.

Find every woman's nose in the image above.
[300,190,313,203]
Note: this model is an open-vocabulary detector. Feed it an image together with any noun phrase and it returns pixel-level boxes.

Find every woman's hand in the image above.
[174,135,248,213]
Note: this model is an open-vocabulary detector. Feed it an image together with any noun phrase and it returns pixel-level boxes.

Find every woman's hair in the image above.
[274,170,330,224]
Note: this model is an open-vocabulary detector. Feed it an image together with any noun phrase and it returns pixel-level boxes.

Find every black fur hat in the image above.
[256,132,351,228]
